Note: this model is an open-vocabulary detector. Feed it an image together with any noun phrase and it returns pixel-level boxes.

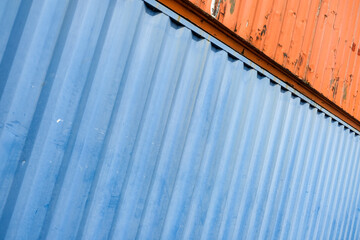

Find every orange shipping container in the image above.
[189,0,360,120]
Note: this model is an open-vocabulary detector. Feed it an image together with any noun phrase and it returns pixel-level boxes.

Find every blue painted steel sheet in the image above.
[0,0,360,239]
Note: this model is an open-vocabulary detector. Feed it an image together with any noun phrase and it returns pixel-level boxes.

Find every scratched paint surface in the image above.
[190,0,360,120]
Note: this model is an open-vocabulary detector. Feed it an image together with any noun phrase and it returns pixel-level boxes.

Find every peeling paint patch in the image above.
[343,74,353,101]
[211,0,221,17]
[331,77,339,99]
[230,0,236,14]
[218,2,226,21]
[343,81,348,100]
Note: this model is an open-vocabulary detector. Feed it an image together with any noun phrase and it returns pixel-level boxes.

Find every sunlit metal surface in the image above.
[0,0,359,239]
[190,0,360,120]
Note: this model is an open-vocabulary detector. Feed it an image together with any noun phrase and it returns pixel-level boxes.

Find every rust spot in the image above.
[260,25,267,37]
[254,25,267,41]
[283,53,288,58]
[302,78,310,85]
[234,23,237,32]
[265,13,270,20]
[240,48,245,55]
[358,48,360,56]
[307,65,312,72]
[249,36,253,42]
[298,54,303,66]
[352,42,356,51]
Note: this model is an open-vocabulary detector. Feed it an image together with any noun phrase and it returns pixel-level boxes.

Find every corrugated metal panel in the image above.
[0,0,360,239]
[189,0,360,121]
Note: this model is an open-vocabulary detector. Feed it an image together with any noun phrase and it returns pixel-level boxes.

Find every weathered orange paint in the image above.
[157,0,360,132]
[186,0,360,121]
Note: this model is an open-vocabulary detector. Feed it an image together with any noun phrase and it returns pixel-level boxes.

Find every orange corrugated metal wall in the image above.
[190,0,360,120]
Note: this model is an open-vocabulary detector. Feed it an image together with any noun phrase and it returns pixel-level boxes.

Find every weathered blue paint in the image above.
[0,0,360,239]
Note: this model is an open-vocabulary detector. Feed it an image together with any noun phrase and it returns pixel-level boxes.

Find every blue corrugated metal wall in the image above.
[0,0,360,239]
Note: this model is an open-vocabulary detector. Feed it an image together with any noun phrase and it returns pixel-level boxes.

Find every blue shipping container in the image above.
[0,0,360,239]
